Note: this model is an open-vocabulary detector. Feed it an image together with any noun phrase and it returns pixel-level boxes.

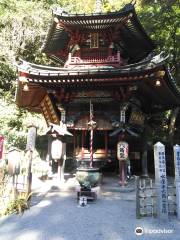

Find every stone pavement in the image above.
[0,175,180,240]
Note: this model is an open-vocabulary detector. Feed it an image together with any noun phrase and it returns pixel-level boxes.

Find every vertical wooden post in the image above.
[141,126,148,177]
[136,176,141,218]
[121,161,125,187]
[60,107,66,183]
[47,136,52,175]
[26,125,37,197]
[81,130,85,160]
[154,142,168,221]
[105,131,108,158]
[73,129,76,156]
[12,175,16,200]
[173,145,180,220]
[61,141,66,182]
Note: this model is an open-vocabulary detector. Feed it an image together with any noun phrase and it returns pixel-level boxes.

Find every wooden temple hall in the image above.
[16,2,180,178]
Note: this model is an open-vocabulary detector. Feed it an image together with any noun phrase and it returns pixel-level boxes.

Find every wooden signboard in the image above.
[129,110,145,125]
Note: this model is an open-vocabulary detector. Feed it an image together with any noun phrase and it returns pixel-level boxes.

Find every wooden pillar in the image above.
[105,130,108,158]
[119,161,127,186]
[73,129,76,156]
[141,126,148,177]
[60,141,66,182]
[47,136,53,174]
[26,125,37,197]
[59,106,66,182]
[81,130,85,160]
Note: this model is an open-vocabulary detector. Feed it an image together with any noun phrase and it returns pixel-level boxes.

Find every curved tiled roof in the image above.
[16,54,180,113]
[17,53,165,77]
[42,3,155,64]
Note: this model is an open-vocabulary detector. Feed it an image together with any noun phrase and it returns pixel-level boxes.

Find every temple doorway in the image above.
[73,130,116,171]
[66,129,142,176]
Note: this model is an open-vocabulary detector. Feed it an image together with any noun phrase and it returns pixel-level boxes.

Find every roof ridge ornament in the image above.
[94,0,103,13]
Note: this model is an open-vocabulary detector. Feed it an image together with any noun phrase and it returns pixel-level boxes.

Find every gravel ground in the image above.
[0,176,180,240]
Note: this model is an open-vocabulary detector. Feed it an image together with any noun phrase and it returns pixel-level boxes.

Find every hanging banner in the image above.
[117,141,129,161]
[0,136,4,160]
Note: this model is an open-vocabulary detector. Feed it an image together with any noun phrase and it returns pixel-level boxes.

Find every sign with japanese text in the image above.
[0,135,4,159]
[129,110,145,126]
[8,149,21,176]
[117,141,129,161]
[154,142,168,221]
[173,145,180,220]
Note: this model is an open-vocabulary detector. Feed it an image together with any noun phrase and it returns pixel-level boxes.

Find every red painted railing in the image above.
[65,52,122,68]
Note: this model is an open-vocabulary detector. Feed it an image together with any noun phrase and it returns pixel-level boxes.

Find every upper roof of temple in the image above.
[41,3,155,64]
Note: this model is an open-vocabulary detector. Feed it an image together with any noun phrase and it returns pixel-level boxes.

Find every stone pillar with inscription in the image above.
[154,142,168,221]
[173,145,180,220]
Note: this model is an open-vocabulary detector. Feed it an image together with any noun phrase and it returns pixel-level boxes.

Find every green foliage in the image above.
[4,192,32,215]
[139,0,180,80]
[0,97,46,150]
[0,62,15,92]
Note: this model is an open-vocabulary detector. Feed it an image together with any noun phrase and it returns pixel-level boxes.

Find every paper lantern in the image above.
[117,141,129,161]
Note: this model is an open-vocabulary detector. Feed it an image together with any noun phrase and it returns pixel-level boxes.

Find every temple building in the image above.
[15,2,180,178]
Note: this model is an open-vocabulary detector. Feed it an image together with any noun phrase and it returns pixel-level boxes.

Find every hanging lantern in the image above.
[23,83,29,92]
[155,79,161,87]
[117,141,129,161]
[51,139,63,160]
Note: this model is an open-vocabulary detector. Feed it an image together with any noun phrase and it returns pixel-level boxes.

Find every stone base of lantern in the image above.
[76,186,100,201]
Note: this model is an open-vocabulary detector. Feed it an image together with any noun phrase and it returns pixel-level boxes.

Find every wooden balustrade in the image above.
[65,51,122,67]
